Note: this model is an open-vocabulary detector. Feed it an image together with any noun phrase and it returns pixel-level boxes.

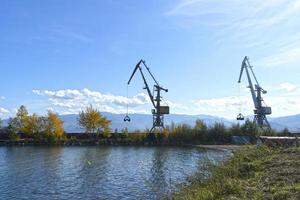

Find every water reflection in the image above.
[0,146,230,200]
[149,148,169,199]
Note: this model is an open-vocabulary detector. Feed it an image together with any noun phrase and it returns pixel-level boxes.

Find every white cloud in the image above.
[277,82,298,92]
[32,83,300,118]
[33,88,151,114]
[191,82,300,118]
[0,95,9,117]
[0,108,10,116]
[192,96,252,118]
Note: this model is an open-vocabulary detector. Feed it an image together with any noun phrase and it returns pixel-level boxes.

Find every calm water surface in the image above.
[0,146,230,200]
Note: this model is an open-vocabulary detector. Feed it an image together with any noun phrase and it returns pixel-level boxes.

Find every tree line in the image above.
[120,119,285,145]
[0,105,111,143]
[0,105,292,145]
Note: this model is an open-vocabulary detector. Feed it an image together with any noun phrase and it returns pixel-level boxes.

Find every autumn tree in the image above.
[78,105,111,136]
[24,114,46,135]
[45,111,64,138]
[194,119,207,131]
[7,105,65,141]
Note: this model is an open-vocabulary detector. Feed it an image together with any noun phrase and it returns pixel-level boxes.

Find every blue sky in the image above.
[1,0,300,119]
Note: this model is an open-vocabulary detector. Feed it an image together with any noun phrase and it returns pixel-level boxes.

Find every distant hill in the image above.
[269,114,300,132]
[2,112,299,133]
[59,113,233,133]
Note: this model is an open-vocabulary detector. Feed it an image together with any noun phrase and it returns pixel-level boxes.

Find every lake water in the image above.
[0,146,230,200]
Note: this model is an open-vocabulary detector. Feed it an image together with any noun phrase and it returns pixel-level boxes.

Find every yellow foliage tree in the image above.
[23,113,44,135]
[46,111,64,138]
[78,105,111,136]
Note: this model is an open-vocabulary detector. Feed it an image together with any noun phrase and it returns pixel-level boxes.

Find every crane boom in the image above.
[127,60,155,107]
[128,60,142,85]
[239,57,258,108]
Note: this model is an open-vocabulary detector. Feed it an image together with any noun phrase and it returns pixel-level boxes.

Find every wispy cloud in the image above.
[50,26,93,43]
[166,0,300,68]
[259,47,300,68]
[166,0,235,17]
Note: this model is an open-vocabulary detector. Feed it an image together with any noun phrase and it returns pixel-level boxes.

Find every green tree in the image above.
[120,127,129,138]
[260,127,276,136]
[279,128,291,136]
[208,122,229,144]
[194,119,208,142]
[7,117,20,140]
[78,105,111,136]
[16,105,29,132]
[0,117,2,129]
[9,105,30,135]
[229,123,242,136]
[241,119,259,136]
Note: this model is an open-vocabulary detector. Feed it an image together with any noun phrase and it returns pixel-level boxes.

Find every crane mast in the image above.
[238,56,271,129]
[127,60,169,133]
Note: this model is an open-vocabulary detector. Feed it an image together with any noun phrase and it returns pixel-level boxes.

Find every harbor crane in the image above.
[127,59,169,133]
[237,56,271,129]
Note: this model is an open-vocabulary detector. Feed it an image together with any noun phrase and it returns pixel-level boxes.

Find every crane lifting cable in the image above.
[124,85,131,122]
[236,83,244,120]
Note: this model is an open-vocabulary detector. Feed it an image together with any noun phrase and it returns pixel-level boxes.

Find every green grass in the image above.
[174,146,300,200]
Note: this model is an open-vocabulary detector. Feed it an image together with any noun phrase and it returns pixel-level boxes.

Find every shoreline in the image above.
[0,139,241,150]
[193,144,242,150]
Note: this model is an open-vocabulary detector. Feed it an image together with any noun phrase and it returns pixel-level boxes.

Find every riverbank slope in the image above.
[175,146,300,199]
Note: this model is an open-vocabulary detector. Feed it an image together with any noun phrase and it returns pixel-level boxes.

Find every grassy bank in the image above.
[174,146,300,200]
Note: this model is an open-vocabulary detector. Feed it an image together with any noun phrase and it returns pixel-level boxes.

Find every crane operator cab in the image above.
[236,113,244,120]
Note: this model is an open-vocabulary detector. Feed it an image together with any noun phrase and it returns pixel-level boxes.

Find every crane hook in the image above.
[124,115,131,122]
[236,113,244,120]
